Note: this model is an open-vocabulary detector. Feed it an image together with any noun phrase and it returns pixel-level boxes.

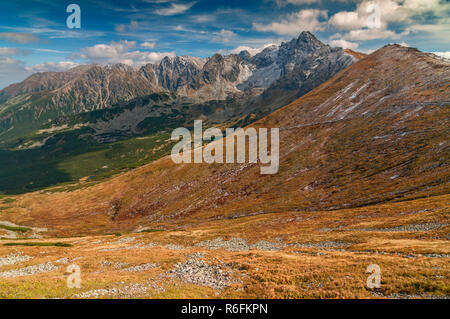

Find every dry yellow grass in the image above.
[0,194,448,299]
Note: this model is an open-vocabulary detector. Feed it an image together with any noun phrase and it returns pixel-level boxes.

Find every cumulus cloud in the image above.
[334,0,444,28]
[81,40,137,61]
[230,43,276,56]
[253,9,328,35]
[25,61,80,73]
[141,41,156,49]
[433,51,450,59]
[0,47,32,57]
[212,29,237,43]
[329,0,449,42]
[346,28,403,41]
[329,11,367,30]
[155,2,196,16]
[0,32,40,44]
[115,20,139,33]
[0,57,22,66]
[192,15,214,23]
[0,40,174,87]
[330,39,359,50]
[0,47,20,56]
[406,22,450,42]
[74,40,175,66]
[0,56,79,88]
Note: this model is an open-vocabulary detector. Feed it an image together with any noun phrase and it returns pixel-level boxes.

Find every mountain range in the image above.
[0,32,359,193]
[1,38,448,300]
[0,32,356,143]
[3,43,448,236]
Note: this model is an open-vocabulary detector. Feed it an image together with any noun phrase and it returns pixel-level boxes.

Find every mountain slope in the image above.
[7,44,449,236]
[0,32,355,146]
[0,64,159,145]
[0,32,359,193]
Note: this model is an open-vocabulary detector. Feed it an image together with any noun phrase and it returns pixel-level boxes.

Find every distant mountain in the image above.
[0,32,363,194]
[141,55,206,92]
[22,44,448,226]
[0,32,356,146]
[243,32,357,116]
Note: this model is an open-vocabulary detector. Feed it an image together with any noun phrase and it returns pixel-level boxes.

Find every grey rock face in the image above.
[0,32,358,143]
[1,32,354,108]
[152,56,205,91]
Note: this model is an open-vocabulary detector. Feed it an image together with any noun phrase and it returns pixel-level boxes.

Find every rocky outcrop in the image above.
[146,56,205,91]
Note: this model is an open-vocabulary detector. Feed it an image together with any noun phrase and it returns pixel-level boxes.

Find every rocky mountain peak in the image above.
[238,50,252,61]
[296,31,320,44]
[251,45,278,68]
[154,55,204,91]
[280,31,327,57]
[0,32,364,143]
[106,63,135,72]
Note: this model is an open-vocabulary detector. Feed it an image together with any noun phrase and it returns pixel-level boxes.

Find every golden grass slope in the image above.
[0,194,448,299]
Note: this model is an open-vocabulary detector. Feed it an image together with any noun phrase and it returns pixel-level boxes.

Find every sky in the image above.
[0,0,449,89]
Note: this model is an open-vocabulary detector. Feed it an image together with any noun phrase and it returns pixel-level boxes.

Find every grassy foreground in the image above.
[0,194,448,299]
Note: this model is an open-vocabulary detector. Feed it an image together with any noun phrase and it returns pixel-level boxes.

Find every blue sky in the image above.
[0,0,449,89]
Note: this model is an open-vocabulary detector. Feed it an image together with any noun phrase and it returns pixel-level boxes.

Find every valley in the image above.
[0,36,448,299]
[0,32,355,194]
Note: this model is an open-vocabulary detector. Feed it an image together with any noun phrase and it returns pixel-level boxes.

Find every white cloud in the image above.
[0,57,22,65]
[400,0,444,17]
[328,0,449,43]
[406,22,450,42]
[0,47,20,56]
[356,0,443,25]
[329,11,367,30]
[141,41,156,49]
[25,61,80,73]
[34,48,70,54]
[346,28,402,41]
[155,2,196,16]
[192,15,214,23]
[275,0,321,6]
[230,43,276,56]
[330,39,359,50]
[433,51,450,59]
[82,40,137,60]
[75,40,175,66]
[212,29,237,43]
[131,51,176,65]
[253,9,328,36]
[0,47,32,57]
[115,20,139,33]
[0,51,76,88]
[172,25,208,35]
[0,32,39,44]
